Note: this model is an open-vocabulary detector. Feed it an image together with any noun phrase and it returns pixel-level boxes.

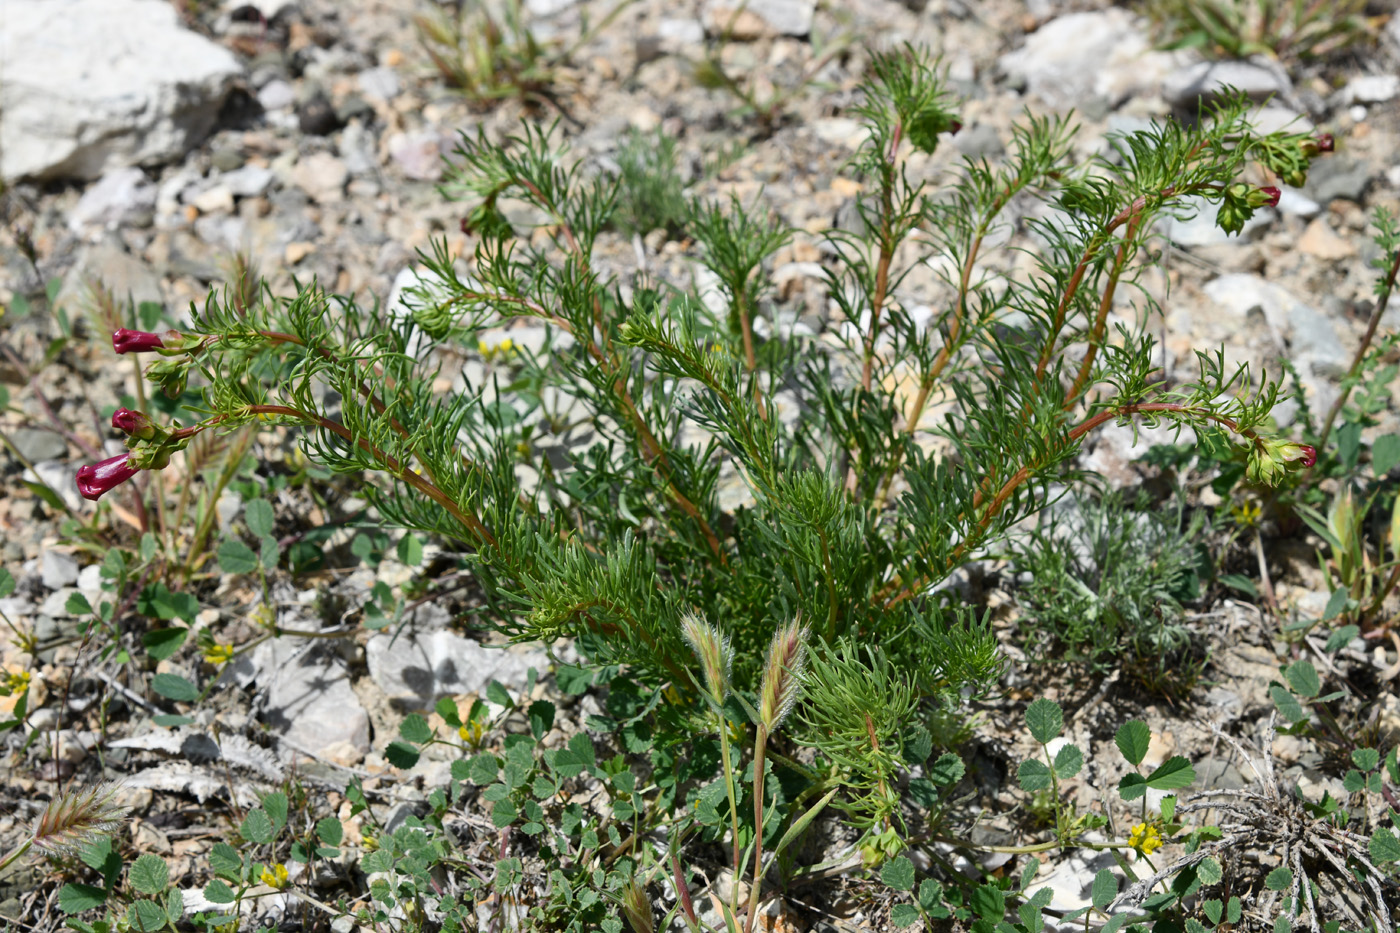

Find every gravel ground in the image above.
[3,0,1400,930]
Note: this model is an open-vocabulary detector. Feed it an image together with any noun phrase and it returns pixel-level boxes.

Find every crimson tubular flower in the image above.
[76,454,139,501]
[1260,186,1281,207]
[111,328,165,354]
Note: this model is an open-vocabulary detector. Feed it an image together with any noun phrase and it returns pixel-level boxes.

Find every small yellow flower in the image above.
[203,644,235,666]
[1232,498,1262,529]
[499,337,514,353]
[259,862,289,889]
[458,718,485,746]
[0,669,31,697]
[1129,822,1163,856]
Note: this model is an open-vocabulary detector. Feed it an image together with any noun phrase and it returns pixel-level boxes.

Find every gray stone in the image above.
[702,0,814,38]
[1,0,241,181]
[1340,74,1399,105]
[40,551,80,590]
[257,80,296,111]
[1276,188,1319,218]
[222,164,275,198]
[999,9,1173,110]
[253,637,371,761]
[954,124,1004,159]
[526,0,578,14]
[387,130,445,182]
[58,239,164,310]
[209,147,244,173]
[357,66,400,101]
[1162,59,1291,110]
[1304,156,1371,205]
[68,168,157,232]
[366,627,549,710]
[292,152,348,203]
[338,121,378,176]
[10,428,68,464]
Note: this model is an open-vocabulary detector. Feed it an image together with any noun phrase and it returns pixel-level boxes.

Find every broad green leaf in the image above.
[528,700,555,740]
[217,539,259,575]
[1018,758,1052,792]
[486,680,514,708]
[1285,660,1320,698]
[128,854,168,895]
[1269,685,1307,724]
[968,883,1004,922]
[142,627,187,661]
[151,673,198,702]
[890,904,921,928]
[128,899,165,933]
[1144,755,1195,791]
[1372,434,1400,476]
[0,567,14,598]
[65,592,93,616]
[1323,625,1359,653]
[927,751,964,785]
[261,791,288,832]
[203,880,235,904]
[1115,720,1151,766]
[1322,588,1349,622]
[240,808,273,845]
[399,713,433,744]
[881,856,915,892]
[396,533,423,566]
[1053,743,1083,779]
[386,741,420,769]
[1370,826,1400,863]
[1091,869,1117,909]
[244,499,275,538]
[1197,856,1222,885]
[1025,698,1063,744]
[59,884,107,914]
[1352,747,1379,771]
[1264,866,1292,891]
[208,842,242,880]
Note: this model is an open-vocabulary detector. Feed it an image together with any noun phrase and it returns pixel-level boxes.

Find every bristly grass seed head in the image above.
[680,610,732,708]
[759,620,808,733]
[30,781,129,857]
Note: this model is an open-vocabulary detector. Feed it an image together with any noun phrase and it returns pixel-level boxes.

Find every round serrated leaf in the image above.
[1370,826,1400,863]
[128,853,169,896]
[1025,698,1063,744]
[927,751,964,786]
[1197,856,1222,885]
[1091,869,1117,909]
[1284,660,1320,698]
[881,856,915,892]
[399,713,433,745]
[58,883,107,914]
[129,899,166,932]
[1115,720,1151,766]
[1144,755,1195,791]
[1053,743,1083,779]
[240,808,273,845]
[1352,747,1380,771]
[1018,758,1052,792]
[203,880,235,904]
[217,539,259,575]
[1269,684,1307,724]
[890,904,921,928]
[1264,866,1292,891]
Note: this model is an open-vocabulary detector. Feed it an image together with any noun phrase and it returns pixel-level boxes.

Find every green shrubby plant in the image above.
[1143,0,1376,60]
[63,46,1349,930]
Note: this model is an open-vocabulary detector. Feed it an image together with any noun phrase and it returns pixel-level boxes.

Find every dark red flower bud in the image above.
[1315,133,1333,153]
[947,119,962,135]
[112,328,165,354]
[1299,444,1317,468]
[111,407,156,438]
[76,454,139,501]
[1260,186,1281,207]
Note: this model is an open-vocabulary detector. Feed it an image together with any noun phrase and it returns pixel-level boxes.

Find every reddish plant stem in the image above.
[1067,212,1143,403]
[184,405,497,548]
[742,724,770,933]
[882,403,1256,607]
